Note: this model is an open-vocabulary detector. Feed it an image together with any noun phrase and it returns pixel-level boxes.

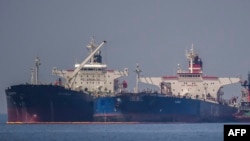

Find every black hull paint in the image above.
[5,84,94,122]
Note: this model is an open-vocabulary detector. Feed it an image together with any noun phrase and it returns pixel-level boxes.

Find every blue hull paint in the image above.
[94,93,238,122]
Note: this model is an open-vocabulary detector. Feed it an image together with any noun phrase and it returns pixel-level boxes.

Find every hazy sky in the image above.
[1,0,250,114]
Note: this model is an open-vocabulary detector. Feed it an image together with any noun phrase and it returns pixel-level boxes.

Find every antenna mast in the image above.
[134,64,142,93]
[31,57,41,84]
[186,44,196,73]
[35,57,41,84]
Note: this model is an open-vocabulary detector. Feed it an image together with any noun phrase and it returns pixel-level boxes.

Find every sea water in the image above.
[0,114,225,141]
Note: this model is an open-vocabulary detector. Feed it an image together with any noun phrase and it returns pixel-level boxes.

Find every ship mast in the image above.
[134,64,142,93]
[240,72,250,103]
[31,57,41,85]
[35,57,41,84]
[241,72,250,90]
[248,72,250,90]
[247,72,250,102]
[186,44,196,73]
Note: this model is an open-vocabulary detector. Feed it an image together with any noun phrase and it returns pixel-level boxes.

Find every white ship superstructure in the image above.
[139,45,240,103]
[52,38,128,96]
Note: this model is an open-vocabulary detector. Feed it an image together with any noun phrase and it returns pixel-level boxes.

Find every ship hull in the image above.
[5,84,94,123]
[94,93,238,122]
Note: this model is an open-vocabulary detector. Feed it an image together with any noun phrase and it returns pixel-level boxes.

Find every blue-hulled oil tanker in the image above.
[94,45,241,122]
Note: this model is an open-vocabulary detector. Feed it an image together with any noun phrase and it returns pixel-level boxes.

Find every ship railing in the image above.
[128,95,143,101]
[92,92,118,98]
[25,82,56,86]
[239,106,250,111]
[203,99,219,104]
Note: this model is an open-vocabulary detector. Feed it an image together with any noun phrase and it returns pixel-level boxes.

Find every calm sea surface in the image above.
[0,114,230,141]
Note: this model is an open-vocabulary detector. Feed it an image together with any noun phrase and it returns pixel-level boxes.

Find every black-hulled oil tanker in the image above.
[5,38,128,123]
[6,84,93,122]
[94,45,241,122]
